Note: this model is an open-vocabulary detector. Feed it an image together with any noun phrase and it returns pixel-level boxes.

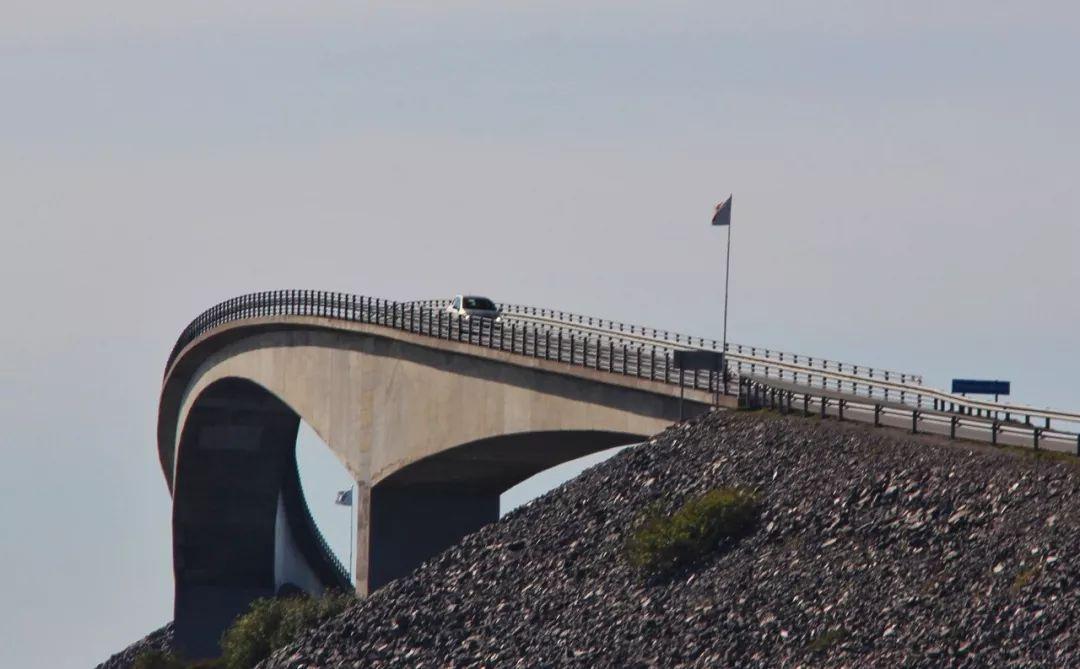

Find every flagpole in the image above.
[721,208,733,395]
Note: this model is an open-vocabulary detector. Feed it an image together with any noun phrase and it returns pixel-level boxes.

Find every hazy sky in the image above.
[2,3,1078,667]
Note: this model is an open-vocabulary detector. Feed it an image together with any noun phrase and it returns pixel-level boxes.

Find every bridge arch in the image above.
[160,315,706,656]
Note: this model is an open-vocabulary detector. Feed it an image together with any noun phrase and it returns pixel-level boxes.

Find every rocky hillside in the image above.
[97,623,173,669]
[258,410,1080,668]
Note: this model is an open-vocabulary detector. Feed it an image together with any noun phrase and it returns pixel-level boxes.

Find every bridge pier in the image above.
[364,485,499,593]
[172,379,350,659]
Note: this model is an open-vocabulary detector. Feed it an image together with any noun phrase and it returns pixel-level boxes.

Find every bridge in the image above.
[158,291,1080,657]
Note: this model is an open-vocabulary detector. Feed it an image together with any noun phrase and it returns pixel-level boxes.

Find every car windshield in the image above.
[463,297,496,311]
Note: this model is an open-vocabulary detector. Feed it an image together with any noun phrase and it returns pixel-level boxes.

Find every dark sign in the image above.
[674,349,723,371]
[951,379,1010,396]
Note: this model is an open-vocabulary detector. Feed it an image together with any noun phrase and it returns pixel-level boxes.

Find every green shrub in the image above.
[1011,565,1040,594]
[218,591,354,669]
[627,487,760,573]
[808,628,849,653]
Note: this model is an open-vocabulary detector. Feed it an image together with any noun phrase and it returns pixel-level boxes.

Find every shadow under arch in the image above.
[172,377,350,659]
[368,429,646,589]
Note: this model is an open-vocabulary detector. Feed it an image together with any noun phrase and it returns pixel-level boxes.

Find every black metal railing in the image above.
[281,447,352,590]
[165,290,727,396]
[740,377,1080,455]
[166,291,1080,434]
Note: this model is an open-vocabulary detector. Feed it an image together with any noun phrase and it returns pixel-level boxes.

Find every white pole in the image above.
[348,485,355,584]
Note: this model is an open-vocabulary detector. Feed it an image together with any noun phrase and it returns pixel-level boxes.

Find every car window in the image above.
[464,297,496,310]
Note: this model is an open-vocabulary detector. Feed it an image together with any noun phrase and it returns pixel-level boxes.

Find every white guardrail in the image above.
[743,378,1080,453]
[413,299,1080,446]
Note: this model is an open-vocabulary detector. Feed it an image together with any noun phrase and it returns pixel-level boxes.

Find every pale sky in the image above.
[2,3,1078,667]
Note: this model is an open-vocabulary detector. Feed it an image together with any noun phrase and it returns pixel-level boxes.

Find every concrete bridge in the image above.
[159,292,731,656]
[158,291,1080,657]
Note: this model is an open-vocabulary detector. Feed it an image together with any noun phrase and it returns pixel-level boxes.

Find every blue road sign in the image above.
[951,379,1010,396]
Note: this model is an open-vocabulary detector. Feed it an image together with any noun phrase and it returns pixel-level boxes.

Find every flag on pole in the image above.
[334,489,353,506]
[711,196,732,226]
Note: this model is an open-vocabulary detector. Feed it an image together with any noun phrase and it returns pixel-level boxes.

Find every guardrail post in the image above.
[635,347,641,377]
[874,405,882,427]
[912,409,919,434]
[621,344,628,375]
[511,322,517,351]
[950,416,957,440]
[838,399,845,422]
[991,421,999,446]
[608,341,614,372]
[820,397,827,419]
[1033,427,1041,451]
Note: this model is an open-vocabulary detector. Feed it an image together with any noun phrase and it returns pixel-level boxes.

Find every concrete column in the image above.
[365,485,499,592]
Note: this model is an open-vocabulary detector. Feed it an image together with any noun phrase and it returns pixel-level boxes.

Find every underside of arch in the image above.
[367,429,644,589]
[172,378,350,659]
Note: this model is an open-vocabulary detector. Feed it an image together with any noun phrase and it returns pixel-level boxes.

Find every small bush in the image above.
[1011,565,1040,594]
[627,487,760,573]
[218,591,354,669]
[808,628,849,653]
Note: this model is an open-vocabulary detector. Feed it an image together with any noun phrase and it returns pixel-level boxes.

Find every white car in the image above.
[445,295,503,322]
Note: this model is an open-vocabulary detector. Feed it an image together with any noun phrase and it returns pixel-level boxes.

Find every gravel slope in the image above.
[95,622,173,669]
[260,410,1080,668]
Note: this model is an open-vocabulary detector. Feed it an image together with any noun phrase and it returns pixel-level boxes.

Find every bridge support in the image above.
[172,380,350,659]
[365,486,499,592]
